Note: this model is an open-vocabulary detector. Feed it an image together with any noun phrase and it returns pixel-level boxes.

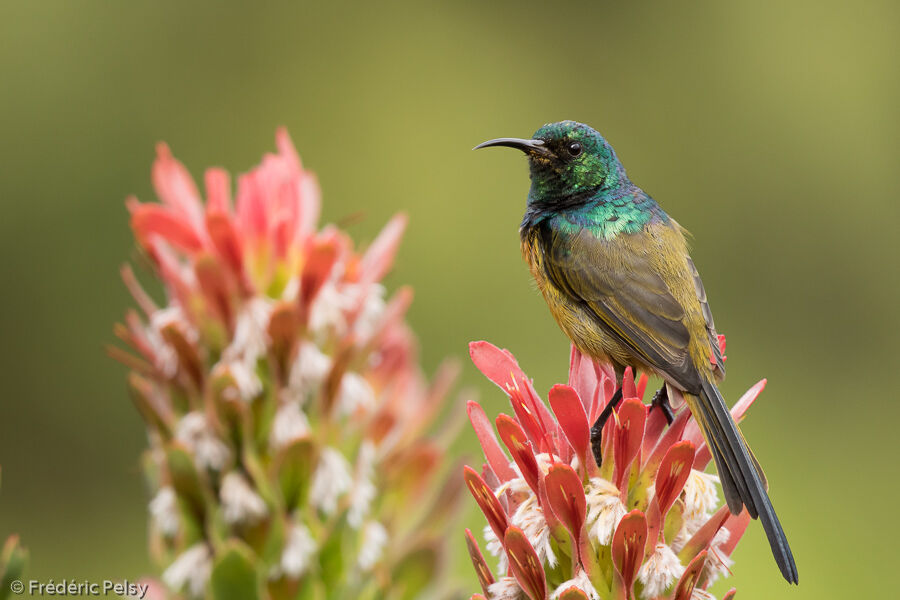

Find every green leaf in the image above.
[392,545,439,600]
[210,542,261,600]
[273,438,316,510]
[166,443,206,520]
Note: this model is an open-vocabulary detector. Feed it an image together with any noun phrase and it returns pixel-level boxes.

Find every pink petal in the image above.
[548,384,592,468]
[299,234,341,316]
[470,596,487,600]
[194,254,234,328]
[613,399,647,491]
[671,550,708,600]
[544,464,587,553]
[204,168,232,213]
[636,372,648,401]
[463,466,509,544]
[359,213,408,286]
[467,401,516,483]
[496,415,541,497]
[205,210,245,282]
[465,528,495,597]
[611,510,647,600]
[504,526,547,600]
[568,345,599,414]
[152,143,203,226]
[723,589,737,600]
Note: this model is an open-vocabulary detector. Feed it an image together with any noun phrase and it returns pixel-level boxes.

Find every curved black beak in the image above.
[473,137,550,156]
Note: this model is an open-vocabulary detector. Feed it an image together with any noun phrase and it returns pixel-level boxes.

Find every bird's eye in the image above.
[566,141,582,157]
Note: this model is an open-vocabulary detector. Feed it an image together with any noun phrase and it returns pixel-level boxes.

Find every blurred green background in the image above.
[1,1,897,597]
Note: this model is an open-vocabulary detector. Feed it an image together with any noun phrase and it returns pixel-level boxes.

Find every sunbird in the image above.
[476,121,798,584]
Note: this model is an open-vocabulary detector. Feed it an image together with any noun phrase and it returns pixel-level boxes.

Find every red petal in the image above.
[504,526,547,600]
[467,401,516,483]
[130,202,204,253]
[299,234,341,314]
[723,589,737,600]
[647,441,695,544]
[464,528,495,596]
[613,399,647,491]
[463,467,508,543]
[636,372,648,401]
[359,213,407,286]
[622,367,637,400]
[544,464,587,552]
[469,596,487,600]
[611,510,647,599]
[568,345,598,415]
[549,385,591,466]
[496,415,541,496]
[194,254,234,328]
[205,210,245,281]
[671,550,708,600]
[679,505,731,560]
[720,509,752,558]
[469,341,556,448]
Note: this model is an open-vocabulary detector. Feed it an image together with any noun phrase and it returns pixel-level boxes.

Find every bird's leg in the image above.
[590,387,623,468]
[649,384,674,425]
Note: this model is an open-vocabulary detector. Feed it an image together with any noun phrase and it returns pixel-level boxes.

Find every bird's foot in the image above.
[649,384,674,425]
[590,387,622,468]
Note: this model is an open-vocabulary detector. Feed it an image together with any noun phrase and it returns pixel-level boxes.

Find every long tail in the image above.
[685,379,798,584]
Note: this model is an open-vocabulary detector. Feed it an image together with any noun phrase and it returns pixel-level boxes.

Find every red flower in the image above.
[465,340,759,600]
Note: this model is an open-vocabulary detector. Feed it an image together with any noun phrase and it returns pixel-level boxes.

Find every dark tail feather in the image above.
[686,380,799,584]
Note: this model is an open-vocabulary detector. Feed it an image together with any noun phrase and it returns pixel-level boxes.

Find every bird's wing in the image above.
[687,256,726,379]
[537,219,707,391]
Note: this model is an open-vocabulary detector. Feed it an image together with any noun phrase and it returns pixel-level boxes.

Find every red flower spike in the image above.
[670,550,708,600]
[467,401,516,483]
[558,587,590,600]
[648,441,695,543]
[505,378,549,450]
[612,399,647,491]
[505,526,548,600]
[611,510,648,600]
[463,466,508,544]
[544,464,587,552]
[496,414,541,496]
[622,366,637,400]
[723,589,737,600]
[636,372,648,401]
[548,384,591,468]
[464,528,495,597]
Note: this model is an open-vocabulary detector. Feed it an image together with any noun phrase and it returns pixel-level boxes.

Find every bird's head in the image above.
[476,120,626,205]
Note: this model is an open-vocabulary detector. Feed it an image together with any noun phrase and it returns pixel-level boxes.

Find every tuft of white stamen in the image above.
[175,412,231,471]
[638,543,685,599]
[483,524,507,573]
[683,470,720,523]
[488,576,526,600]
[220,471,268,525]
[585,478,627,545]
[146,307,191,377]
[702,527,733,587]
[357,521,388,571]
[510,490,557,568]
[213,359,263,402]
[222,298,272,364]
[308,281,354,338]
[287,342,332,402]
[551,569,600,600]
[162,543,211,598]
[269,402,311,450]
[148,486,180,538]
[348,441,377,528]
[337,372,376,416]
[310,447,352,515]
[279,522,317,579]
[352,283,386,341]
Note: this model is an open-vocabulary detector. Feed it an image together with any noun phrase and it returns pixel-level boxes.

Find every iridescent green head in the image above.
[476,120,627,204]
